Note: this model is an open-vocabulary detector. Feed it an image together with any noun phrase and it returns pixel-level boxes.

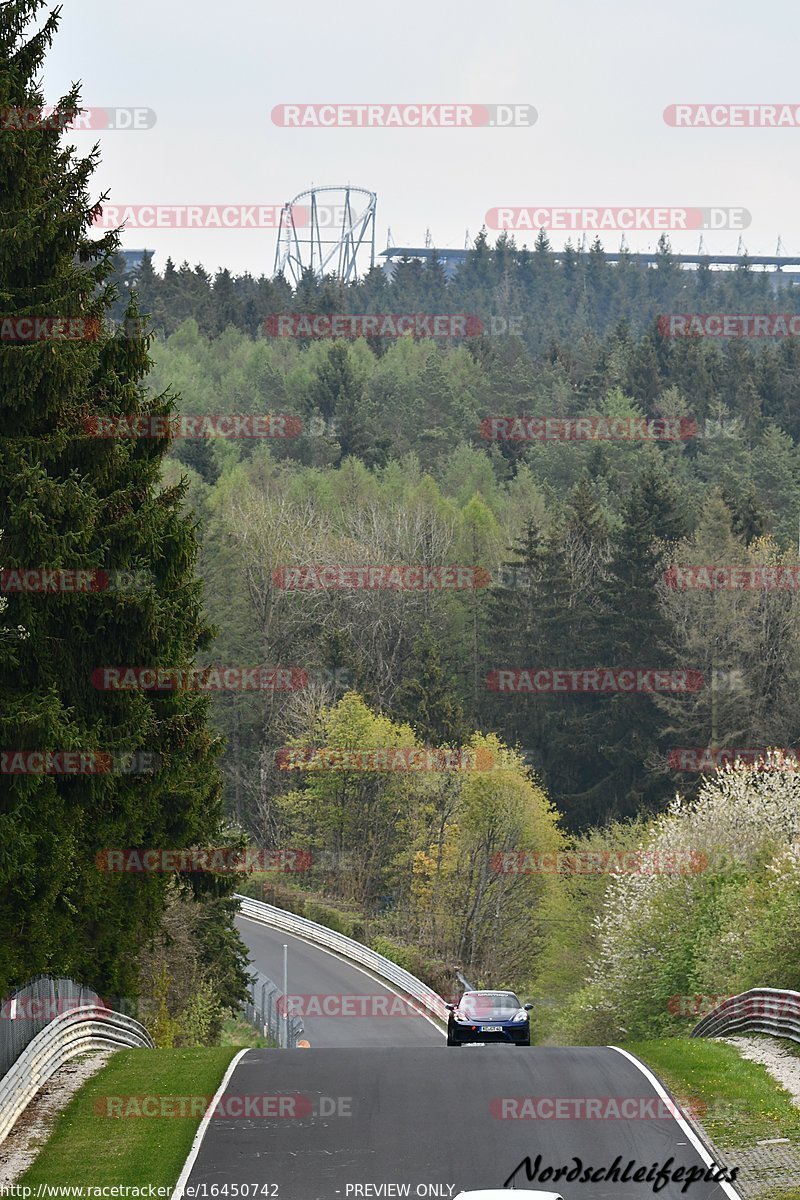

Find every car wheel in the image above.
[446,1035,460,1046]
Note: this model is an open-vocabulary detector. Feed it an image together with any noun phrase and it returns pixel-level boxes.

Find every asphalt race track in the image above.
[235,915,443,1047]
[181,1046,737,1200]
[180,920,739,1200]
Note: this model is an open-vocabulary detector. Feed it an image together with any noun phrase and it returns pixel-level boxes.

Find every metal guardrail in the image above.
[0,1004,153,1144]
[0,975,109,1079]
[236,895,449,1024]
[242,969,304,1047]
[691,988,800,1043]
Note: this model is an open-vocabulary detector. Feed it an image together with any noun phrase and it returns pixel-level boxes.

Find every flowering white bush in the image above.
[557,762,800,1042]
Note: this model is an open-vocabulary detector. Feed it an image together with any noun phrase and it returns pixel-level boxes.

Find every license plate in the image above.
[482,1025,502,1032]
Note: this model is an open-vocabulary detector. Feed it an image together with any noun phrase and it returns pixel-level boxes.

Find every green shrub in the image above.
[370,935,414,971]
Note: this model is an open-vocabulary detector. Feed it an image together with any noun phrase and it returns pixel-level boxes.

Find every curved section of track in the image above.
[236,914,442,1048]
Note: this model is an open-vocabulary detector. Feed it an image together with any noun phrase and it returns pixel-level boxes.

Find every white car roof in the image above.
[456,1192,564,1200]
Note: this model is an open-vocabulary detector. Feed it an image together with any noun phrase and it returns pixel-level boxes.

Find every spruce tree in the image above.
[394,625,468,746]
[307,341,388,467]
[0,0,225,996]
[532,477,611,817]
[480,519,548,757]
[584,455,689,820]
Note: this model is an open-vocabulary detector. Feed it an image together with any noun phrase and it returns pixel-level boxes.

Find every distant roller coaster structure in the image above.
[273,186,377,285]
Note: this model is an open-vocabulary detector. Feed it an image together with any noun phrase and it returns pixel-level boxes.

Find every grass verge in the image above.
[220,1015,274,1048]
[626,1038,800,1200]
[624,1037,800,1147]
[19,1047,239,1189]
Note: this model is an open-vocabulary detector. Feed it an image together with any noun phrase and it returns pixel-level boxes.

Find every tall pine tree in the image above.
[0,0,226,997]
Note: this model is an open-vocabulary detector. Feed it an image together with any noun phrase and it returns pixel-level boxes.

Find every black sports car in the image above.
[446,989,533,1046]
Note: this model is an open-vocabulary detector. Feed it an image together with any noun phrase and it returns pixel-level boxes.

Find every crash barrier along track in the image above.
[0,975,109,1077]
[0,1004,153,1144]
[242,969,304,1046]
[692,987,800,1043]
[235,894,450,1025]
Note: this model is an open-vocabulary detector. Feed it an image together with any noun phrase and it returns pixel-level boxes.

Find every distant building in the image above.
[770,271,800,291]
[380,246,800,289]
[380,247,468,281]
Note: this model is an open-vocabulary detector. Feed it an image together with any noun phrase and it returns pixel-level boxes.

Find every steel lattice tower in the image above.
[273,186,377,284]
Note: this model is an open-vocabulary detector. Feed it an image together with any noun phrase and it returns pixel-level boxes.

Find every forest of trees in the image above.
[143,308,800,836]
[5,0,800,1046]
[132,252,800,1023]
[110,234,800,357]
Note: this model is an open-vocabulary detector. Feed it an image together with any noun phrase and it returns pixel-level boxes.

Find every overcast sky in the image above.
[38,0,800,278]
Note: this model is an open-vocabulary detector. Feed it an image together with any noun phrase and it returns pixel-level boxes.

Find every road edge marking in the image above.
[237,914,446,1037]
[172,1047,250,1200]
[609,1045,743,1199]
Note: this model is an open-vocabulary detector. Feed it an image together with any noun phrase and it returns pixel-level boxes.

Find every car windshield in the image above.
[459,992,520,1018]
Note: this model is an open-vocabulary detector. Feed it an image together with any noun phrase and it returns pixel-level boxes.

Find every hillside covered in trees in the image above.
[119,245,800,1025]
[7,0,800,1056]
[137,265,800,831]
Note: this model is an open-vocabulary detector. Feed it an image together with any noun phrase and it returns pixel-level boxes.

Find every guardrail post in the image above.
[282,944,288,1050]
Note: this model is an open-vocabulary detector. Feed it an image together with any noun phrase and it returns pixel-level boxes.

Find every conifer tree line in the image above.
[0,1,248,1027]
[5,0,800,1017]
[111,234,800,359]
